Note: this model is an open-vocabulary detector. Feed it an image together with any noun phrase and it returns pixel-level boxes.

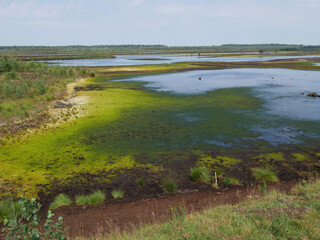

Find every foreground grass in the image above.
[76,179,320,240]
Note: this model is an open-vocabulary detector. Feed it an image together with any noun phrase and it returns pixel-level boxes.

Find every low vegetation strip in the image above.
[74,179,320,240]
[0,56,94,123]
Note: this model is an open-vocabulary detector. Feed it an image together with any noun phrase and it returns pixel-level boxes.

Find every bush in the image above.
[0,57,12,73]
[2,198,67,240]
[4,71,19,80]
[190,167,211,183]
[75,190,106,205]
[49,193,73,210]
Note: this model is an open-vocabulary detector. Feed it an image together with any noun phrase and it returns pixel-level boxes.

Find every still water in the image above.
[117,68,320,147]
[46,54,320,67]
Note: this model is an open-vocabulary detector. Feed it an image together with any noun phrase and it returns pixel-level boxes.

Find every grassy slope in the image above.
[1,59,320,198]
[92,180,320,240]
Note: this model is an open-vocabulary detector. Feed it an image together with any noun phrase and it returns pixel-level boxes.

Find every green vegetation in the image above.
[111,189,125,199]
[75,190,106,205]
[2,198,67,240]
[0,199,20,222]
[190,167,211,183]
[1,44,320,57]
[49,193,73,210]
[162,172,179,194]
[85,179,320,240]
[222,176,239,187]
[253,167,279,193]
[137,178,146,187]
[0,56,93,121]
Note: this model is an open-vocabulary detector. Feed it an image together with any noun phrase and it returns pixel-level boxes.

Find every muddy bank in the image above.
[53,181,298,238]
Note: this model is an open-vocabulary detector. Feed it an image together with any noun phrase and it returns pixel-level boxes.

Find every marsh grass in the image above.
[0,199,20,222]
[49,193,73,210]
[75,190,106,205]
[162,171,179,194]
[190,167,211,184]
[222,176,239,187]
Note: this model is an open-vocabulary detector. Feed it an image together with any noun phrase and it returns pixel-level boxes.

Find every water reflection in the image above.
[119,68,320,147]
[45,54,320,67]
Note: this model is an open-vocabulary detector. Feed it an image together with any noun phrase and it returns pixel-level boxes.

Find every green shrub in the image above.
[2,198,67,240]
[190,167,211,183]
[75,190,106,205]
[0,57,12,73]
[49,193,73,210]
[0,199,20,222]
[111,189,125,199]
[4,71,18,80]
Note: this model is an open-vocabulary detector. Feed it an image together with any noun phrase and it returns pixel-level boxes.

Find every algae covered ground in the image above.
[0,58,320,200]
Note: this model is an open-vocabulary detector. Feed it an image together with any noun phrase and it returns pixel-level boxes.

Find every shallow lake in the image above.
[115,68,320,148]
[46,54,320,67]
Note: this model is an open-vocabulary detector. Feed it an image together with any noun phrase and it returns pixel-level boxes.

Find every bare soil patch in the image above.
[52,181,297,238]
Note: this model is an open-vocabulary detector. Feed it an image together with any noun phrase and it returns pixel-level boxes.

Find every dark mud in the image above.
[52,181,298,238]
[0,113,50,137]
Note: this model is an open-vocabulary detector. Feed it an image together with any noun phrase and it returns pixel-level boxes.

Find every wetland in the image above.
[0,55,320,206]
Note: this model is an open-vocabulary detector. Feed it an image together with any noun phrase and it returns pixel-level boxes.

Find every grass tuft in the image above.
[0,199,20,222]
[162,171,179,194]
[253,167,279,183]
[111,189,125,199]
[75,190,106,205]
[49,193,73,210]
[190,167,211,183]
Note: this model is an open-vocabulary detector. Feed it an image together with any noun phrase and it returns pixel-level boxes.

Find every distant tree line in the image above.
[1,44,320,56]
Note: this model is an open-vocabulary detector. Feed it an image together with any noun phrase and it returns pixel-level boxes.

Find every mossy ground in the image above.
[1,59,320,198]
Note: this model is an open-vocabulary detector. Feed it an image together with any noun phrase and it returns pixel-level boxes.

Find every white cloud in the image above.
[0,0,60,18]
[295,0,320,7]
[131,0,145,6]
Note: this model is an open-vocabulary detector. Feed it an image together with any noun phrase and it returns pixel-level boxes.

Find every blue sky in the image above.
[1,0,320,46]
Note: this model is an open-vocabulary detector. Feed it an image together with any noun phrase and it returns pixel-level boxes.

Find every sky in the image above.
[0,0,320,46]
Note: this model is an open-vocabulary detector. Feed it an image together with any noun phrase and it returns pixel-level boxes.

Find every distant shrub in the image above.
[0,57,12,73]
[137,178,145,187]
[36,80,46,94]
[49,193,73,210]
[75,190,106,205]
[190,167,211,183]
[4,71,18,80]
